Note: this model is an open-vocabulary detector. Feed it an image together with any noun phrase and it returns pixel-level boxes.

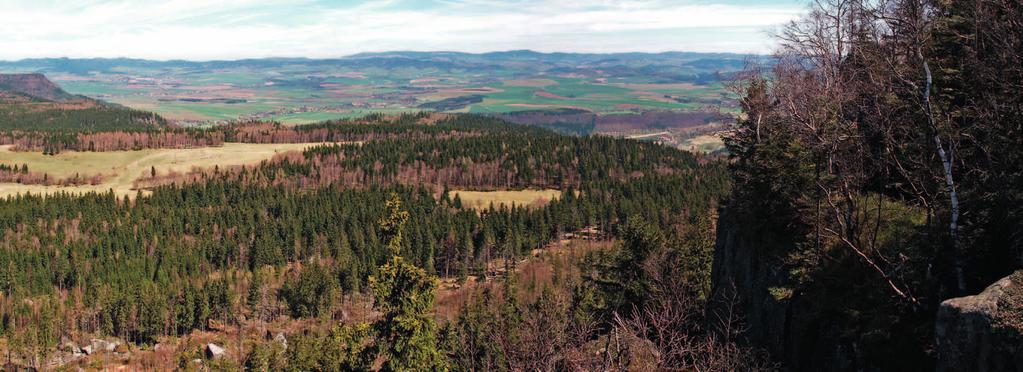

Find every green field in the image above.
[270,109,422,124]
[20,54,740,124]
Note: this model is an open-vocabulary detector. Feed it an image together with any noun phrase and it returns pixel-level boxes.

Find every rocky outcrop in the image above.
[43,338,125,370]
[936,271,1023,372]
[274,332,289,350]
[206,343,227,360]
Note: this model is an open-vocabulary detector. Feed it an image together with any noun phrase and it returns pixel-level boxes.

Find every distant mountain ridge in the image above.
[0,50,767,75]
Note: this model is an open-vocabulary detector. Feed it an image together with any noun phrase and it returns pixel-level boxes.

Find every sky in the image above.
[0,0,807,61]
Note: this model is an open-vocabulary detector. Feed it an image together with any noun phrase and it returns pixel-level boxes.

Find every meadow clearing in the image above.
[680,132,726,153]
[0,142,327,197]
[450,189,563,210]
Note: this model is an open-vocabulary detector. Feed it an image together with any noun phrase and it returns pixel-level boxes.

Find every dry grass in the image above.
[626,131,671,140]
[504,79,559,87]
[0,142,330,198]
[680,133,726,153]
[451,189,562,210]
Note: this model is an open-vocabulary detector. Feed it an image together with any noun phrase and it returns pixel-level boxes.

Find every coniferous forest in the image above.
[0,113,758,370]
[0,0,1021,371]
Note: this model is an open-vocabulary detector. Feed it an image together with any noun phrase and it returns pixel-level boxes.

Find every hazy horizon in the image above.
[0,48,768,63]
[1,0,804,61]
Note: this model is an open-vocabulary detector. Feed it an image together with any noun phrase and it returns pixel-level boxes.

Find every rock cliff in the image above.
[711,208,926,371]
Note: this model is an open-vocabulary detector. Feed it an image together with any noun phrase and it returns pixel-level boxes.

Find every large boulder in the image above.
[566,332,660,370]
[206,343,227,360]
[91,338,120,353]
[273,332,288,350]
[936,271,1023,372]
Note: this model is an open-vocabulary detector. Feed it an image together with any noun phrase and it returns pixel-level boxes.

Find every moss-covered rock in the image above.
[936,271,1023,372]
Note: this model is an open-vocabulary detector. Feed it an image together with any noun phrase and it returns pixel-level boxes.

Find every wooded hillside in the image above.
[0,114,758,370]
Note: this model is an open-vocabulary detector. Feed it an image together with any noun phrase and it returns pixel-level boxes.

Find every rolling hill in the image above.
[0,73,78,101]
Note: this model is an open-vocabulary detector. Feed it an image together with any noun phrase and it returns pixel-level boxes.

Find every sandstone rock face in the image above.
[711,210,810,368]
[713,204,1023,371]
[711,209,877,371]
[936,271,1023,372]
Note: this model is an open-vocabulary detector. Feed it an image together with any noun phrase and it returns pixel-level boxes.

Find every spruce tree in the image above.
[368,193,446,371]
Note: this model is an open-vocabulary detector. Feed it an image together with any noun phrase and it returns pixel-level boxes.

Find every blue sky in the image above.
[0,0,807,60]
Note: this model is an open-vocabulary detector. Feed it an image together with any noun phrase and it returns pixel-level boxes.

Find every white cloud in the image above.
[0,0,802,60]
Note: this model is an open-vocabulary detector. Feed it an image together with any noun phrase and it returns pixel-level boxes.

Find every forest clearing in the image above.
[448,189,562,210]
[0,142,330,197]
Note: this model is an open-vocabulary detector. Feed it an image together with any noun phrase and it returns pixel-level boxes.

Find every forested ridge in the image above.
[137,115,702,191]
[0,112,463,154]
[0,104,164,134]
[0,74,165,138]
